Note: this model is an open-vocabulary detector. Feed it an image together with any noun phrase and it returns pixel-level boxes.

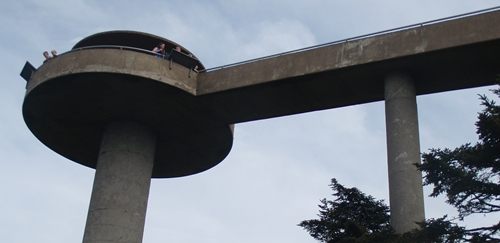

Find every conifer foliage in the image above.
[417,83,500,242]
[300,82,500,242]
[298,179,395,243]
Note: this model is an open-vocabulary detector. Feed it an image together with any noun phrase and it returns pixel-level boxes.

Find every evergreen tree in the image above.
[301,82,500,242]
[298,179,396,243]
[417,83,500,242]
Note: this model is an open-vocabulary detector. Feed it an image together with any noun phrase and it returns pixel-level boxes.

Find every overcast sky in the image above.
[1,1,500,243]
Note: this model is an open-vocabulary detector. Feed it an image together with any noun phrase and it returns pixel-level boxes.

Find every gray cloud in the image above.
[1,1,499,242]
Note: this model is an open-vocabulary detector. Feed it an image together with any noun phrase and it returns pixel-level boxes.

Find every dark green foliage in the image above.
[298,178,471,243]
[298,180,465,243]
[399,216,467,243]
[298,179,396,243]
[301,81,500,242]
[417,82,500,242]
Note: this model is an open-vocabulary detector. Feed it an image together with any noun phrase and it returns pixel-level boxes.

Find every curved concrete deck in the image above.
[23,36,232,178]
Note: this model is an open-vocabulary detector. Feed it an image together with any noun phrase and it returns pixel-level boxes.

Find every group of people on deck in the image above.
[152,43,198,72]
[43,50,58,63]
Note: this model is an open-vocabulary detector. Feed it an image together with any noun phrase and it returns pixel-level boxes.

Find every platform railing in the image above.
[68,45,171,58]
[44,45,200,77]
[202,6,500,73]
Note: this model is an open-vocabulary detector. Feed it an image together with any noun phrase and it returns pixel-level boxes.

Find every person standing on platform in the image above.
[152,43,166,58]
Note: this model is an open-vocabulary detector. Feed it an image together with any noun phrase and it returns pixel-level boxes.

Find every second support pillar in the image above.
[384,72,425,233]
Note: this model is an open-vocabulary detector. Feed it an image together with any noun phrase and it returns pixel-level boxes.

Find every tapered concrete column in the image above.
[82,120,157,243]
[384,72,425,233]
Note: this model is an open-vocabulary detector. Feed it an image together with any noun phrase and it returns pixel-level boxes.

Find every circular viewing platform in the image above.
[23,30,233,178]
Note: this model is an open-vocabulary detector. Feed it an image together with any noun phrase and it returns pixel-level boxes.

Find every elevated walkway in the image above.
[197,8,500,123]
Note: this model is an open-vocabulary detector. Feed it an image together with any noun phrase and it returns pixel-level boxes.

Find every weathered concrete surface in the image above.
[82,120,156,243]
[384,72,425,233]
[197,10,500,123]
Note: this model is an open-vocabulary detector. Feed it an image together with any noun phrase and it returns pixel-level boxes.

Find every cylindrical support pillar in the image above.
[82,120,157,243]
[384,72,425,233]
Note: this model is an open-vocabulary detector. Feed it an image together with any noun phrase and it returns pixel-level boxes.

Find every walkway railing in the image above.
[202,6,500,72]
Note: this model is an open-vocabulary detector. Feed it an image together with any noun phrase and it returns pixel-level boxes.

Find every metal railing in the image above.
[68,45,166,57]
[202,6,500,72]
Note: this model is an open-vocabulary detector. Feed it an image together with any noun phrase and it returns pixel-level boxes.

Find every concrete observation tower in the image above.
[21,8,500,243]
[22,31,234,242]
